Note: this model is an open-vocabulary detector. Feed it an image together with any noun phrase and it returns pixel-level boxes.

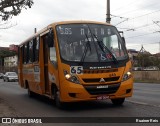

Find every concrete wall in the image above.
[133,71,160,81]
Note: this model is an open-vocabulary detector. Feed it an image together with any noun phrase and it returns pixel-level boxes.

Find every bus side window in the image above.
[24,42,29,64]
[24,44,28,64]
[48,29,54,47]
[22,45,25,64]
[33,36,40,62]
[50,47,57,63]
[29,40,33,63]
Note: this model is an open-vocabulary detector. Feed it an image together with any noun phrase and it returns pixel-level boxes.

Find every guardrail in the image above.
[133,71,160,83]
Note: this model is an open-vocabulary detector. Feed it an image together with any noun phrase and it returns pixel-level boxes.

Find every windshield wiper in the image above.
[93,34,118,63]
[80,34,91,63]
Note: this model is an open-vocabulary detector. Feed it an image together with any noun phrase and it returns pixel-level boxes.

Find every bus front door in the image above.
[43,35,50,94]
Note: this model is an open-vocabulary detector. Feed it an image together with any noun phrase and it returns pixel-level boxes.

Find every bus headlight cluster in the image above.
[65,74,80,84]
[64,70,80,84]
[122,71,132,81]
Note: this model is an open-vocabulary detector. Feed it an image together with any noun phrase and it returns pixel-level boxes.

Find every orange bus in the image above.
[18,21,133,108]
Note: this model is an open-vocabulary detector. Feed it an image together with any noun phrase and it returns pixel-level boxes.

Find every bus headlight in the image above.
[65,74,71,80]
[122,71,132,81]
[65,74,80,84]
[64,70,80,84]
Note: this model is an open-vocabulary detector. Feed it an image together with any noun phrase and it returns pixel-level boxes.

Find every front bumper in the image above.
[60,78,133,102]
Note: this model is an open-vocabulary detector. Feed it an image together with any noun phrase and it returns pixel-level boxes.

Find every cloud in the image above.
[0,0,107,47]
[0,0,159,54]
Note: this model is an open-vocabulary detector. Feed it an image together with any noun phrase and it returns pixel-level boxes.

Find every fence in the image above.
[133,71,160,83]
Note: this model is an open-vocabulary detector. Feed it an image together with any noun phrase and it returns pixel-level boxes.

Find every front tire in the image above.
[54,90,66,109]
[111,98,125,105]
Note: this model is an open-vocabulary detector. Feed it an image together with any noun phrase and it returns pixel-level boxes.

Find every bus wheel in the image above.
[28,87,34,97]
[55,91,65,109]
[111,98,125,105]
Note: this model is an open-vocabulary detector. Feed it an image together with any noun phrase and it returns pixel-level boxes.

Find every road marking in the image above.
[126,100,160,108]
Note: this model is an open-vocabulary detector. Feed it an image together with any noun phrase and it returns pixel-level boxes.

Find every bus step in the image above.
[44,93,54,100]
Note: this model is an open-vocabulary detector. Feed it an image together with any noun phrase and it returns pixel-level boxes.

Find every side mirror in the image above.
[48,29,54,47]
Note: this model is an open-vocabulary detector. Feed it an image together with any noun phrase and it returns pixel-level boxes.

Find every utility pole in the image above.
[106,0,111,23]
[159,42,160,53]
[34,28,37,33]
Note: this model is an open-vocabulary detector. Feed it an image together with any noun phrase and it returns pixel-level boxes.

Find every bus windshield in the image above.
[56,24,128,62]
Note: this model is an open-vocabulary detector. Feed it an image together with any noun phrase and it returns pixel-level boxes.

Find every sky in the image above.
[0,0,160,54]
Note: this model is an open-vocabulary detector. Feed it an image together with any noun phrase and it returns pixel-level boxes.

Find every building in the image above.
[128,49,139,57]
[0,47,9,51]
[0,45,18,72]
[9,44,18,52]
[4,55,18,67]
[128,49,139,62]
[153,53,160,59]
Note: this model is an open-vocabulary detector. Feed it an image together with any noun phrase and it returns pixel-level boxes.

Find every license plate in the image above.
[97,95,109,100]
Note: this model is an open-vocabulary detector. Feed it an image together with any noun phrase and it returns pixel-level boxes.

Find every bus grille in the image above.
[82,77,120,83]
[83,69,118,74]
[84,83,120,95]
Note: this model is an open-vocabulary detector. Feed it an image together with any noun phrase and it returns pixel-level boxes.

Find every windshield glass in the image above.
[56,24,128,62]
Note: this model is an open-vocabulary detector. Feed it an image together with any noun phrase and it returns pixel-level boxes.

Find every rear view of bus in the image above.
[55,22,133,107]
[18,21,133,108]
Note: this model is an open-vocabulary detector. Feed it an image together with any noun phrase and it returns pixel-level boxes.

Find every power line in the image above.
[111,14,128,19]
[113,9,160,26]
[112,0,141,12]
[115,3,160,16]
[115,18,128,26]
[153,21,160,28]
[126,32,158,39]
[117,22,156,32]
[130,9,160,20]
[127,41,160,47]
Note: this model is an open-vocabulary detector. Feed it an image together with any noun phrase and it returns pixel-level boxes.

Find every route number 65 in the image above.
[70,66,83,74]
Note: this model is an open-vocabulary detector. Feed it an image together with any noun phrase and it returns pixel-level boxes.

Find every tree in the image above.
[0,49,17,58]
[0,0,34,21]
[135,53,160,69]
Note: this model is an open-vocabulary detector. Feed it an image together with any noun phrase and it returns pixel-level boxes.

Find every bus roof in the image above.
[19,20,111,46]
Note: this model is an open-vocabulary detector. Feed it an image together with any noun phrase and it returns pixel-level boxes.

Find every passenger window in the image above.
[29,40,33,63]
[24,43,29,64]
[33,36,40,62]
[50,47,57,62]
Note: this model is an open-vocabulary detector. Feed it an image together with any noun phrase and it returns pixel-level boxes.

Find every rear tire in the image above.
[111,98,125,105]
[28,87,34,97]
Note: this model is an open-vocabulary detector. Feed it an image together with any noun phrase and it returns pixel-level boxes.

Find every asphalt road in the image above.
[127,83,160,107]
[0,80,160,126]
